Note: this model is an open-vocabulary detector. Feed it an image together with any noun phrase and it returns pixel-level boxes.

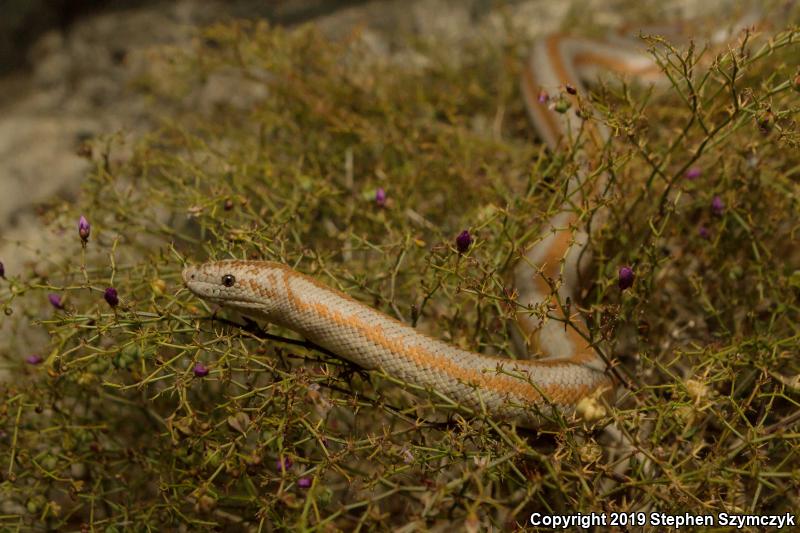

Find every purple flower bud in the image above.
[698,226,711,240]
[537,90,548,104]
[193,362,209,378]
[297,477,312,489]
[685,167,701,180]
[78,216,91,243]
[711,196,725,216]
[618,266,634,291]
[0,261,4,278]
[104,287,119,308]
[375,187,386,208]
[455,230,473,254]
[25,354,43,365]
[48,293,64,309]
[276,456,293,473]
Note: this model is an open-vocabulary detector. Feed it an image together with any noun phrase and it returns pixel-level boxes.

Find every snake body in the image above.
[183,261,613,427]
[183,14,754,427]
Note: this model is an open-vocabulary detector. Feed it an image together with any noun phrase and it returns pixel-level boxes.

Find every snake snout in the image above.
[181,266,197,285]
[182,265,208,294]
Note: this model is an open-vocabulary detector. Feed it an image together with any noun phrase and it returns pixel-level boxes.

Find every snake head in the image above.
[182,261,272,312]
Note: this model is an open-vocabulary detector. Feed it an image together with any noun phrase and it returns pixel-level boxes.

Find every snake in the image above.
[182,12,756,428]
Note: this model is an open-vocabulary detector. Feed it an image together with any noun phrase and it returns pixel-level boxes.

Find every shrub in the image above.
[1,13,799,530]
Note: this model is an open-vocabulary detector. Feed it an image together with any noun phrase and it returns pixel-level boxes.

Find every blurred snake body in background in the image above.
[183,12,756,428]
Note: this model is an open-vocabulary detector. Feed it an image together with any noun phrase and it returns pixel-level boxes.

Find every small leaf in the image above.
[227,412,251,434]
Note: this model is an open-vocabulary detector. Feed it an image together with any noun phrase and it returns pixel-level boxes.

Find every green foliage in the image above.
[1,14,799,531]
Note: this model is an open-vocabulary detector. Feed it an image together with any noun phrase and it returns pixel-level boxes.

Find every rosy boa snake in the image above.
[183,11,757,428]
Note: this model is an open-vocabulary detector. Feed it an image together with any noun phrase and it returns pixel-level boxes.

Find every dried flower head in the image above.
[757,110,774,135]
[455,230,473,254]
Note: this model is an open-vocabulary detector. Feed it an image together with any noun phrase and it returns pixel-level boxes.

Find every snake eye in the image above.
[221,274,236,287]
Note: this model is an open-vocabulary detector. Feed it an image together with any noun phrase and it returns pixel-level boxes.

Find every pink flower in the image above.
[78,215,91,243]
[685,167,701,180]
[711,196,725,216]
[537,90,549,104]
[618,266,634,291]
[104,287,119,308]
[455,230,473,254]
[193,363,209,377]
[48,293,64,309]
[276,456,293,473]
[375,187,386,207]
